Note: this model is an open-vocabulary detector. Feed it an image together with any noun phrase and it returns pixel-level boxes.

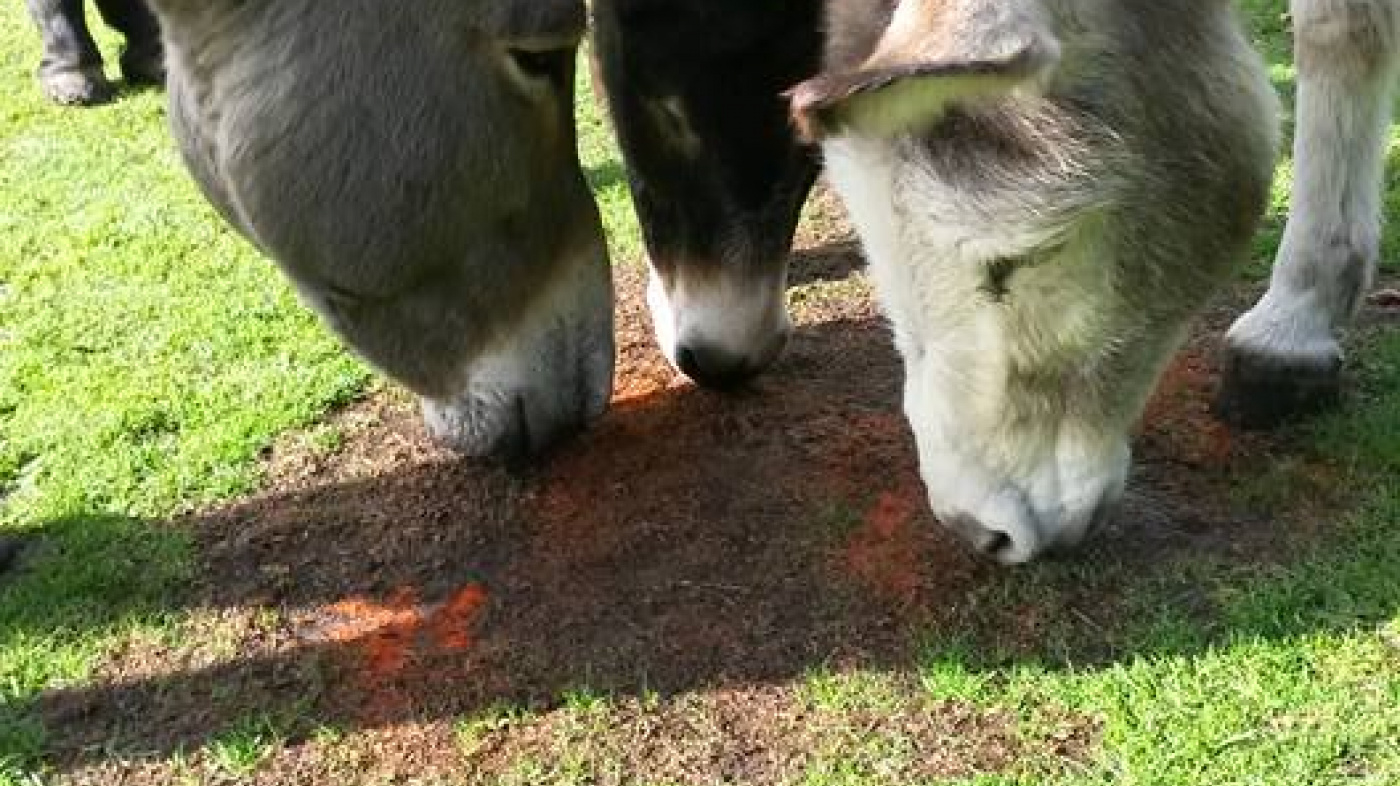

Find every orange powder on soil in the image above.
[321,583,489,720]
[427,584,489,652]
[842,485,927,607]
[324,586,425,679]
[1139,351,1236,468]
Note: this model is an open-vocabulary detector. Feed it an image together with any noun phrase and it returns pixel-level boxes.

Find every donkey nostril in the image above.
[676,345,702,381]
[946,514,1017,560]
[983,531,1013,558]
[674,343,753,390]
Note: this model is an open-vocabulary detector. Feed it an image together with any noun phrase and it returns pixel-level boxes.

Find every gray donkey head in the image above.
[149,0,613,459]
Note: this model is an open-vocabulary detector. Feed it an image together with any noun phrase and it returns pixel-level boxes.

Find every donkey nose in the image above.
[675,342,757,390]
[945,515,1020,562]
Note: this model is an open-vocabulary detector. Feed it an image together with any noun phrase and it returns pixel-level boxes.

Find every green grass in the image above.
[2,0,1399,784]
[0,7,357,779]
[576,69,644,267]
[0,4,638,777]
[456,701,539,756]
[203,714,286,778]
[896,325,1400,785]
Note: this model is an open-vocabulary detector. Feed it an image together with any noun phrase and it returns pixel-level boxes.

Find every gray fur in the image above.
[147,0,613,458]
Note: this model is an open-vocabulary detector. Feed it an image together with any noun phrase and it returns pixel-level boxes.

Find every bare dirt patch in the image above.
[40,191,1389,785]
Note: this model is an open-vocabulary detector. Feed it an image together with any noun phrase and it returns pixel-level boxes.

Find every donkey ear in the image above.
[789,37,1058,143]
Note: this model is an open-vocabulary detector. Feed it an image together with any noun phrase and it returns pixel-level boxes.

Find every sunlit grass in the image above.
[1,0,1397,783]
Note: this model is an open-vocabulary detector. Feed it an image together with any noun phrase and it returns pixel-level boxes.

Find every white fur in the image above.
[422,245,613,456]
[825,137,1129,564]
[1226,0,1400,366]
[647,260,792,375]
[646,268,681,367]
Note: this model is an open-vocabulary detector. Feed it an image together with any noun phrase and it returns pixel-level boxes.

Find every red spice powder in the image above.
[324,586,426,680]
[840,479,932,610]
[427,584,489,652]
[320,583,489,720]
[1139,351,1235,468]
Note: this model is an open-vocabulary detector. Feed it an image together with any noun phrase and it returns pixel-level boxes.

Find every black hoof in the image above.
[1215,345,1342,430]
[38,67,114,106]
[0,535,29,577]
[119,45,166,87]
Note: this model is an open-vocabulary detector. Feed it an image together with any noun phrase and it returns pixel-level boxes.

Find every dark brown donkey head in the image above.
[592,0,825,388]
[146,0,613,459]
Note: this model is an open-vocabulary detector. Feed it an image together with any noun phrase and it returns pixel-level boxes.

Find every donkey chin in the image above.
[421,246,615,461]
[902,355,1135,565]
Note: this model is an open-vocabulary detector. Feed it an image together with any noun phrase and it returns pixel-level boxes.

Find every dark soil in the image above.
[39,190,1392,785]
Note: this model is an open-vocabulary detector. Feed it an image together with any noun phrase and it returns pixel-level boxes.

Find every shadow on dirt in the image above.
[21,262,1400,773]
[789,239,866,287]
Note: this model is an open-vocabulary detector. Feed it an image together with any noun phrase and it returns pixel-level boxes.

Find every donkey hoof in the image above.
[120,46,166,86]
[39,67,114,106]
[1215,345,1342,429]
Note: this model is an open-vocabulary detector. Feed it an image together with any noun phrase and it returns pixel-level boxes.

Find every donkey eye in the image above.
[507,46,575,87]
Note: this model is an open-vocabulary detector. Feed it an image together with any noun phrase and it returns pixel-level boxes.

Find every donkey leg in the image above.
[1219,0,1400,428]
[24,0,112,105]
[92,0,163,86]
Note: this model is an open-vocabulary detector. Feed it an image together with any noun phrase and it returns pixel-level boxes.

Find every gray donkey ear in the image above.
[789,0,1059,143]
[789,41,1056,142]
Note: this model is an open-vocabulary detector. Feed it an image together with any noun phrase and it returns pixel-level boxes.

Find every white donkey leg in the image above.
[1219,0,1400,427]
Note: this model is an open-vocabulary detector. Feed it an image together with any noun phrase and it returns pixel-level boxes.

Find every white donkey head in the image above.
[792,0,1279,562]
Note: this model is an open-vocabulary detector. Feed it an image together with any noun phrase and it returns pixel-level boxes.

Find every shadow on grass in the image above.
[11,289,1400,774]
[585,158,629,193]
